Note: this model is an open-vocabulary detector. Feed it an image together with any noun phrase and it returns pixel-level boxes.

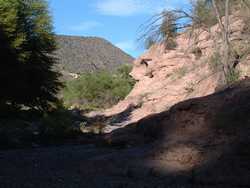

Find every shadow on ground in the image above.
[1,79,250,187]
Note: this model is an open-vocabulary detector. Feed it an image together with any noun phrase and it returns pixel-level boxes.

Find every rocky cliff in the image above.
[86,15,250,130]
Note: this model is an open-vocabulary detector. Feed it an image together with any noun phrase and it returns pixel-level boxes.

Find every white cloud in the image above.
[69,21,102,32]
[95,0,190,16]
[115,40,136,51]
[95,0,169,16]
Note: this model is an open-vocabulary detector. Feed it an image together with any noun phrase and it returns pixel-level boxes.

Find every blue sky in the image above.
[48,0,189,57]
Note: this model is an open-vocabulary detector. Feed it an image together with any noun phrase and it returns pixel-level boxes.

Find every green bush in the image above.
[63,65,135,110]
[207,51,240,84]
[226,69,241,84]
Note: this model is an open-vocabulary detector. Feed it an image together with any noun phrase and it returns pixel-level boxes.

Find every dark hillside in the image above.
[54,35,134,76]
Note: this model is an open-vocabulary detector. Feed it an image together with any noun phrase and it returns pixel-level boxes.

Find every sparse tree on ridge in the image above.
[139,0,250,84]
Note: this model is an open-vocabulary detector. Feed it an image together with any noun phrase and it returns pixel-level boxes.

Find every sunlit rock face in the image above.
[94,15,249,128]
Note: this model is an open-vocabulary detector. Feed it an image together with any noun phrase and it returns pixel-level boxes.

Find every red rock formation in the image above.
[86,15,250,132]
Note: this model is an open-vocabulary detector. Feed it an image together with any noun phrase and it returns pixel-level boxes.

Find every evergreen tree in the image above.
[0,0,62,111]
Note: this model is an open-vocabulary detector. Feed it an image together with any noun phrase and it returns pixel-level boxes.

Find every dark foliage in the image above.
[0,0,62,111]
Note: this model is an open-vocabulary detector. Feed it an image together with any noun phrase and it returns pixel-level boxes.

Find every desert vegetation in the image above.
[139,10,178,50]
[0,0,84,147]
[63,64,135,111]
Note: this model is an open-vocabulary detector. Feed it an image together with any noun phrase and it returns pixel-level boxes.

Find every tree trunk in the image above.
[223,0,231,79]
[212,0,231,83]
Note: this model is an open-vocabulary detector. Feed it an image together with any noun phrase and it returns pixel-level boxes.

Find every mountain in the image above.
[54,35,134,78]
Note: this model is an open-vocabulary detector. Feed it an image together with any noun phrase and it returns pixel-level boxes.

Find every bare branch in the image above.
[211,0,225,33]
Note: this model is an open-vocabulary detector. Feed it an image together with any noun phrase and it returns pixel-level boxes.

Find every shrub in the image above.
[173,67,188,79]
[0,105,78,149]
[139,10,178,50]
[207,51,241,84]
[226,69,241,84]
[208,51,223,72]
[63,65,135,110]
[231,41,250,63]
[160,11,178,49]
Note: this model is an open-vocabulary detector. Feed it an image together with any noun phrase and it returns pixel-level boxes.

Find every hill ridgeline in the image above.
[54,35,134,79]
